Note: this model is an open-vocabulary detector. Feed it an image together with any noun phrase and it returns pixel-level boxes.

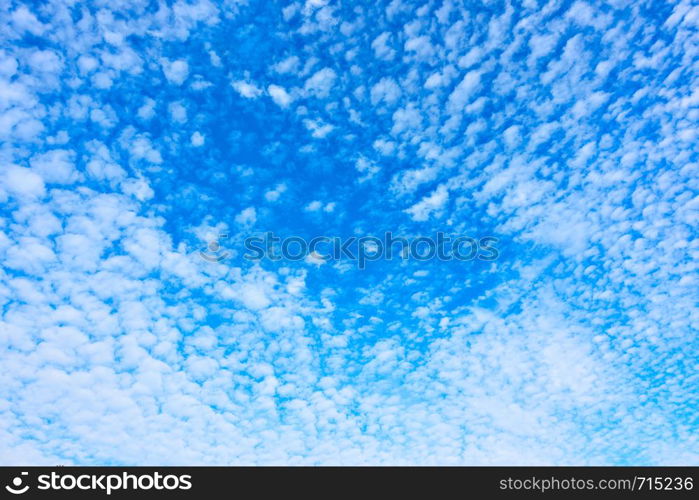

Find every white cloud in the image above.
[303,119,334,138]
[304,200,323,212]
[30,150,80,185]
[265,183,287,202]
[372,32,396,61]
[355,156,380,182]
[85,141,126,183]
[232,80,263,99]
[137,98,156,120]
[168,101,187,124]
[271,56,300,74]
[405,185,449,221]
[2,165,45,198]
[268,84,293,108]
[160,58,189,85]
[191,132,205,147]
[370,77,401,106]
[235,207,257,225]
[447,70,482,112]
[303,200,336,213]
[304,67,336,98]
[238,283,271,310]
[11,5,46,35]
[404,35,435,60]
[121,177,154,201]
[127,134,162,164]
[503,125,521,149]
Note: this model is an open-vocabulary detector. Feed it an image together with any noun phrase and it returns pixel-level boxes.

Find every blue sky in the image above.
[0,0,697,465]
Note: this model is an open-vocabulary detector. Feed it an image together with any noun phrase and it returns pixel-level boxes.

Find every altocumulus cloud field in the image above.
[0,0,697,465]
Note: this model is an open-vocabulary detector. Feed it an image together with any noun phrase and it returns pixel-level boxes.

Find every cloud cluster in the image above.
[0,0,696,465]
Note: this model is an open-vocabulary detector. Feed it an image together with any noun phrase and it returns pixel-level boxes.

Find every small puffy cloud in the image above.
[372,32,396,61]
[370,77,401,106]
[566,1,608,28]
[235,207,257,225]
[425,72,443,89]
[303,119,334,138]
[405,184,449,221]
[27,50,62,74]
[208,50,222,67]
[305,200,323,212]
[121,177,154,201]
[424,66,456,89]
[571,91,610,118]
[5,238,56,274]
[30,149,80,184]
[85,141,126,183]
[391,104,422,135]
[2,165,45,198]
[304,67,336,98]
[11,5,46,35]
[259,306,304,332]
[191,132,205,147]
[137,98,156,120]
[239,283,270,310]
[265,183,287,202]
[305,200,335,212]
[404,35,435,60]
[458,47,483,68]
[168,101,187,124]
[305,251,327,266]
[90,106,118,129]
[0,53,18,78]
[123,227,166,270]
[529,33,558,61]
[129,134,162,164]
[448,70,482,112]
[232,80,263,99]
[355,156,380,182]
[271,56,300,74]
[160,58,189,85]
[268,84,293,108]
[503,125,521,149]
[92,72,113,89]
